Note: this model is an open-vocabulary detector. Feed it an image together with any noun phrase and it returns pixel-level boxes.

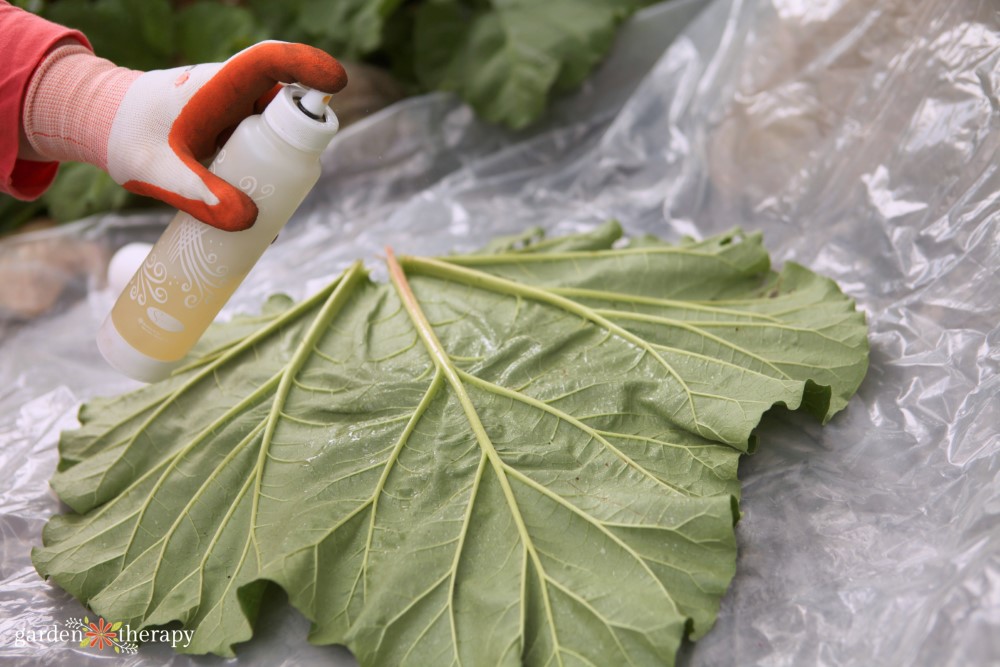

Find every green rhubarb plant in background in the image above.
[34,222,869,665]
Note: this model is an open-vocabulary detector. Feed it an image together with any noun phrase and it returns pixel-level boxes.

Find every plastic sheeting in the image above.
[1,0,998,664]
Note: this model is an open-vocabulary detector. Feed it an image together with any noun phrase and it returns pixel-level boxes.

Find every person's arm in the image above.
[0,1,89,200]
[2,4,347,231]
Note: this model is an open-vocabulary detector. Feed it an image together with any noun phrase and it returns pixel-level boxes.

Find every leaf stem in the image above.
[386,248,565,667]
[436,240,749,264]
[545,286,781,321]
[80,266,357,506]
[398,254,705,440]
[361,369,445,599]
[250,262,369,566]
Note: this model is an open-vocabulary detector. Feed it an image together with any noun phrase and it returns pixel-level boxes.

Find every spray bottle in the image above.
[97,86,339,382]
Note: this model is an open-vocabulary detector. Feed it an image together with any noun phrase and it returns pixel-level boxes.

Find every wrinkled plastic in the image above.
[2,0,998,664]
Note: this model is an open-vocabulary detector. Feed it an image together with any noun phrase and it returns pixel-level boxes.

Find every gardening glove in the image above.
[22,41,347,231]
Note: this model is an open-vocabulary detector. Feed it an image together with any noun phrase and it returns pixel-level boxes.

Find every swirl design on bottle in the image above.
[166,217,230,309]
[130,254,168,306]
[238,175,258,195]
[237,176,275,201]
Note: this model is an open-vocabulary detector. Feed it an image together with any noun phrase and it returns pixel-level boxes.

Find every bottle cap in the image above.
[262,85,339,154]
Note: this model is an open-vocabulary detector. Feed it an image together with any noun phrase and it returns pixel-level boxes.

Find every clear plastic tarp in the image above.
[2,0,998,664]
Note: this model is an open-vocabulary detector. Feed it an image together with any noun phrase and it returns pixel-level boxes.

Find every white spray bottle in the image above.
[98,86,339,382]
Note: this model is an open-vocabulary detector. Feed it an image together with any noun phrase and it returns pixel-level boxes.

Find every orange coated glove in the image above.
[23,41,347,231]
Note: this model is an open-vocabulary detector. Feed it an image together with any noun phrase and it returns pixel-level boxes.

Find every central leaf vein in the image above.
[388,249,566,667]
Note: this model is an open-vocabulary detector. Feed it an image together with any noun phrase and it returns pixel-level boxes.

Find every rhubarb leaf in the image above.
[34,223,868,665]
[414,0,648,129]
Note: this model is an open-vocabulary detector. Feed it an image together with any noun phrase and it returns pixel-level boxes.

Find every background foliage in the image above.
[2,0,657,232]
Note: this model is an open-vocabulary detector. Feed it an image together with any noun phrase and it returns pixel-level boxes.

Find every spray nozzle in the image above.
[263,85,339,152]
[296,88,333,121]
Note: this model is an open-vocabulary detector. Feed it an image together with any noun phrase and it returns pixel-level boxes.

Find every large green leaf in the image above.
[0,196,45,235]
[414,0,649,129]
[44,0,175,70]
[34,222,868,664]
[296,0,405,60]
[241,0,405,62]
[40,163,135,223]
[175,2,265,64]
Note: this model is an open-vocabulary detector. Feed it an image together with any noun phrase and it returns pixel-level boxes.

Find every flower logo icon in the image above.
[83,616,118,650]
[68,616,136,653]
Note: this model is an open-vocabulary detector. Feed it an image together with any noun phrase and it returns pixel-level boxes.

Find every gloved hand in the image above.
[23,41,347,231]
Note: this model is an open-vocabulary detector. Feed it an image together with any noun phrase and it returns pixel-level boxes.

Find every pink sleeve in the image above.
[0,1,90,200]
